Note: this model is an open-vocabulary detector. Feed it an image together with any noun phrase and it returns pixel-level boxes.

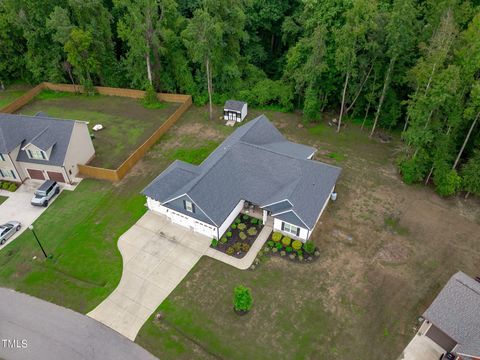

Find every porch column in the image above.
[262,210,267,224]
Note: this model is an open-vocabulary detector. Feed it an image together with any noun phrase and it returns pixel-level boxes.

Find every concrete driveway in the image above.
[0,288,158,360]
[0,180,77,251]
[88,211,211,340]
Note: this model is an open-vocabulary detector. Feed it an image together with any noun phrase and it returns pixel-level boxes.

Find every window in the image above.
[27,149,47,160]
[0,169,16,179]
[283,222,299,236]
[0,154,5,161]
[185,200,193,213]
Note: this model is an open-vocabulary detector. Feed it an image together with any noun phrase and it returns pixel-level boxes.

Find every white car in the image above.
[0,221,21,245]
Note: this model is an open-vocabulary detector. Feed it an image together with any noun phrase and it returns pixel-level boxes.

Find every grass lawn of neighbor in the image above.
[15,90,180,169]
[0,84,31,108]
[0,102,478,359]
[0,195,8,206]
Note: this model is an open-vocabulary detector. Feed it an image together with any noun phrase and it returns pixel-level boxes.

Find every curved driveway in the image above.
[0,288,158,360]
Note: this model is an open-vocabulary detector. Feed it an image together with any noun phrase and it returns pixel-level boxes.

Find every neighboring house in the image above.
[0,112,95,184]
[400,271,480,360]
[223,100,248,122]
[143,115,341,242]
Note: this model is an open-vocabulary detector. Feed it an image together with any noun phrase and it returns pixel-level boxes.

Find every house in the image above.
[224,100,247,122]
[143,115,341,242]
[400,271,480,360]
[0,112,95,184]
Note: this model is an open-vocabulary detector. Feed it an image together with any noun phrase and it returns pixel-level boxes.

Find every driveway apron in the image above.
[88,211,211,340]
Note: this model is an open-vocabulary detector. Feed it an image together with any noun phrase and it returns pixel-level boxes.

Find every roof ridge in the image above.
[28,127,50,144]
[455,272,480,296]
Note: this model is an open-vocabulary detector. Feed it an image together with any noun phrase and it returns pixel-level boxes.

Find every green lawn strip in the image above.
[0,90,26,108]
[0,179,146,313]
[0,196,7,205]
[167,140,221,165]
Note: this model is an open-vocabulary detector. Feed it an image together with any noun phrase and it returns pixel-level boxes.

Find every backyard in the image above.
[0,99,478,359]
[0,84,31,108]
[15,90,180,169]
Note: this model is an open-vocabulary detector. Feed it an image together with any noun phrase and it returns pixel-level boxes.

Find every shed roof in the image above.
[224,100,246,111]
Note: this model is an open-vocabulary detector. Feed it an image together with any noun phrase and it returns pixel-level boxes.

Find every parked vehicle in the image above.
[31,180,60,207]
[0,221,21,245]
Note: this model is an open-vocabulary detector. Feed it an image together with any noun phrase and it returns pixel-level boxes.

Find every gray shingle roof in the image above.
[143,115,341,228]
[0,113,76,166]
[423,271,480,357]
[224,100,246,112]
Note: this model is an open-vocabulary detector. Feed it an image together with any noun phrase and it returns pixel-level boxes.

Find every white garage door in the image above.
[169,212,193,229]
[194,221,215,238]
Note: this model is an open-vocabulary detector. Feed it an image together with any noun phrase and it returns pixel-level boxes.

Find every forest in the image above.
[1,0,479,197]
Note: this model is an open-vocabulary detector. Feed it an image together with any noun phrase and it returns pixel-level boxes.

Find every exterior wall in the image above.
[0,147,24,182]
[241,104,247,121]
[165,194,213,225]
[63,121,95,178]
[273,218,309,242]
[17,161,69,183]
[218,200,245,238]
[147,197,217,238]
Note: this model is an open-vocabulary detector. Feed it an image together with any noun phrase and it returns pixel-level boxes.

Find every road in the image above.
[0,288,158,360]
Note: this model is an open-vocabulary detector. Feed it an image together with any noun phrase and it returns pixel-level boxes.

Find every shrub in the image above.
[264,246,270,253]
[242,243,250,252]
[233,285,253,312]
[231,224,237,230]
[242,214,250,220]
[298,255,304,261]
[314,250,320,257]
[272,232,282,242]
[267,240,274,247]
[1,182,9,190]
[297,250,303,257]
[235,218,241,224]
[226,247,234,255]
[233,242,242,252]
[281,236,291,247]
[237,223,247,230]
[280,250,286,257]
[258,220,263,225]
[226,231,232,238]
[247,227,257,236]
[220,236,228,244]
[275,243,282,250]
[303,240,315,254]
[239,232,247,240]
[143,82,159,107]
[292,240,302,250]
[250,218,258,224]
[285,246,293,253]
[211,239,218,247]
[272,247,278,253]
[8,183,17,192]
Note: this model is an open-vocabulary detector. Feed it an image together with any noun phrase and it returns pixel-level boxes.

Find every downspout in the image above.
[62,165,72,184]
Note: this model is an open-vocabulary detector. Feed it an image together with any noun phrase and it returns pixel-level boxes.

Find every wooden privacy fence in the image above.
[1,82,192,182]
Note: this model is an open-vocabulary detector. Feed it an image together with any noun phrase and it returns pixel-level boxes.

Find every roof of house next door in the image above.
[143,115,341,228]
[423,271,480,357]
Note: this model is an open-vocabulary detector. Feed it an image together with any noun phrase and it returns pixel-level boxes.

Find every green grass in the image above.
[0,90,26,108]
[167,141,220,165]
[328,152,347,162]
[384,216,410,236]
[0,179,147,313]
[0,195,7,206]
[140,100,168,110]
[307,123,326,136]
[34,90,77,101]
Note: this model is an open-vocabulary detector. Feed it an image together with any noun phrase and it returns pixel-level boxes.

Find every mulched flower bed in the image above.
[210,214,264,259]
[254,231,321,267]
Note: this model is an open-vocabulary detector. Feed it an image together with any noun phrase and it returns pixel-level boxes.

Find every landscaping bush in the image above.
[282,236,291,247]
[289,254,296,260]
[275,243,282,250]
[233,242,242,252]
[267,240,274,247]
[241,243,250,252]
[250,218,258,224]
[298,255,304,261]
[242,214,250,220]
[8,183,17,192]
[220,236,228,244]
[231,224,237,230]
[297,250,303,257]
[272,247,278,253]
[272,232,282,242]
[258,220,263,225]
[239,232,247,240]
[142,83,160,108]
[226,231,232,238]
[303,240,315,254]
[285,246,293,253]
[292,240,302,250]
[211,239,218,247]
[226,247,234,255]
[280,250,286,257]
[233,285,253,312]
[235,218,241,224]
[247,227,257,236]
[237,223,247,230]
[1,182,9,190]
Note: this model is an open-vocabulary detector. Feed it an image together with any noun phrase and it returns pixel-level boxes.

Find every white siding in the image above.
[218,200,244,238]
[273,218,309,242]
[147,197,217,238]
[240,103,248,121]
[0,148,23,182]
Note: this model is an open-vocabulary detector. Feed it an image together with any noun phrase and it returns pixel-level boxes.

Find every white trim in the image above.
[260,198,293,208]
[163,192,188,205]
[163,193,218,227]
[271,209,293,216]
[275,209,310,230]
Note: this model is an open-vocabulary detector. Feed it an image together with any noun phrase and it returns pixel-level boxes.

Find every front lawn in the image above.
[0,195,7,206]
[16,90,180,169]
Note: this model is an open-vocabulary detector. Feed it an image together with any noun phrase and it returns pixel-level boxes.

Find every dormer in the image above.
[22,127,56,161]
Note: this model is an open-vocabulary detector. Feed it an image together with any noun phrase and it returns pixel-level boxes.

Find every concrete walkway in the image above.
[88,211,211,341]
[0,179,79,251]
[0,288,157,360]
[204,225,272,270]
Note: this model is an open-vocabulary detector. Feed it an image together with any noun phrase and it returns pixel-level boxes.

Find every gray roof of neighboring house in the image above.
[0,113,76,166]
[143,115,341,228]
[224,100,246,111]
[423,271,480,357]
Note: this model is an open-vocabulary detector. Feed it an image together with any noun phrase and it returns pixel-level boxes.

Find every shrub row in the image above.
[0,181,18,192]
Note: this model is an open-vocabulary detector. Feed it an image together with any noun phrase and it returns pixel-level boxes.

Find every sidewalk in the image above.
[204,225,272,270]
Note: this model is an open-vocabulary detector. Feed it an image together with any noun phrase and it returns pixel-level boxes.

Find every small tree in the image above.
[233,285,253,313]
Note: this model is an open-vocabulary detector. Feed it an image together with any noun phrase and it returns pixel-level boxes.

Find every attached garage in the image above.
[27,169,45,180]
[47,171,65,183]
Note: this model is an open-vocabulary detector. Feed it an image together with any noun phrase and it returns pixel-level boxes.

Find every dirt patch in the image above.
[374,241,410,263]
